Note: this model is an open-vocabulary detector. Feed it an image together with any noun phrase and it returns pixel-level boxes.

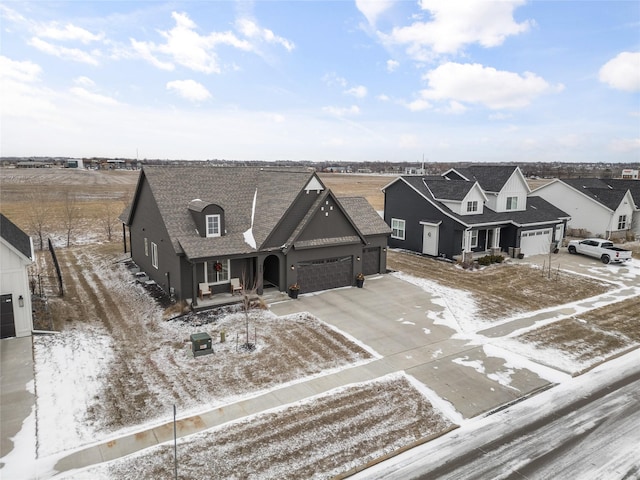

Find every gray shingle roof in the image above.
[397,176,568,228]
[337,196,391,236]
[133,165,386,260]
[561,178,630,210]
[448,165,519,192]
[0,213,32,260]
[402,176,474,201]
[139,165,315,257]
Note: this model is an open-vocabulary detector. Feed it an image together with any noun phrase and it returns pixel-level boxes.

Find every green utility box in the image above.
[190,332,213,357]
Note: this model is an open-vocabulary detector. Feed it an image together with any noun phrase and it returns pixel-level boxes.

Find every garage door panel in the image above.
[297,256,352,293]
[362,247,380,276]
[520,229,552,256]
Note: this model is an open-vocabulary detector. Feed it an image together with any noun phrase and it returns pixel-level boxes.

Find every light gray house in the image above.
[531,178,638,240]
[122,165,390,305]
[1,214,34,338]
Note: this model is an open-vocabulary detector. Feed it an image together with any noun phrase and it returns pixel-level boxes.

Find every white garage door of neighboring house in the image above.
[520,229,552,256]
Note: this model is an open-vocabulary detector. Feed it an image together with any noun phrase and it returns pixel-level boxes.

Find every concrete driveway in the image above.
[270,274,554,419]
[271,249,640,419]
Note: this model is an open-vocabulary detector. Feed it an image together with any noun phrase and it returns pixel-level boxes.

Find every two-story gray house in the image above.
[383,165,569,260]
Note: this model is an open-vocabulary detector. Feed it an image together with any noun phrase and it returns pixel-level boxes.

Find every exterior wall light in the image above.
[18,295,24,307]
[290,264,295,270]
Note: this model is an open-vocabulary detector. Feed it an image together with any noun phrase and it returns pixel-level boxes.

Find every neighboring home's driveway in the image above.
[271,249,640,419]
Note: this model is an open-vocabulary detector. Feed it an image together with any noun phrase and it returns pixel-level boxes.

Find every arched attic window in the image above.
[188,199,225,238]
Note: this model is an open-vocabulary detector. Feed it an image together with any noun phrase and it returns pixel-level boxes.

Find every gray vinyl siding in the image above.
[130,179,184,298]
[384,181,464,259]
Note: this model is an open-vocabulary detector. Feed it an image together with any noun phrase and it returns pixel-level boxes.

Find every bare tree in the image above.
[61,189,80,247]
[99,201,120,242]
[240,272,258,351]
[27,190,50,250]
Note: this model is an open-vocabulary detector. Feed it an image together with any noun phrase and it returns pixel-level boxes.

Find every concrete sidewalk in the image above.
[1,336,36,460]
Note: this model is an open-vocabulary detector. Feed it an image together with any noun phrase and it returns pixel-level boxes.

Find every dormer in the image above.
[188,199,225,238]
[459,183,487,216]
[492,168,529,212]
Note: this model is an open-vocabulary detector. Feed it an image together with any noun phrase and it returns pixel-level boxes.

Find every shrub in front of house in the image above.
[477,254,505,266]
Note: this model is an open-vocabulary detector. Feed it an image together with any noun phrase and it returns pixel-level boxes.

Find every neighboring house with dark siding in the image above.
[383,166,569,260]
[0,214,34,338]
[121,165,390,305]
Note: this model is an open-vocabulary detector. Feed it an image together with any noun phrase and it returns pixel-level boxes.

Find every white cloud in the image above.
[130,39,175,71]
[132,11,250,74]
[323,73,348,88]
[69,87,119,106]
[355,0,395,26]
[386,59,399,72]
[0,56,42,82]
[414,62,563,110]
[236,18,294,51]
[377,94,390,101]
[39,22,104,43]
[598,51,640,92]
[381,0,532,60]
[130,11,292,74]
[441,100,466,114]
[28,37,100,65]
[166,79,212,102]
[406,98,432,111]
[322,105,360,116]
[345,85,368,98]
[74,76,95,87]
[610,138,640,152]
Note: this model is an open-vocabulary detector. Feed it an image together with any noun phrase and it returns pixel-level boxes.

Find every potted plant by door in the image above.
[356,273,365,288]
[288,283,300,299]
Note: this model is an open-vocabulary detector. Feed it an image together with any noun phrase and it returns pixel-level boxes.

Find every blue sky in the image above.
[1,1,639,163]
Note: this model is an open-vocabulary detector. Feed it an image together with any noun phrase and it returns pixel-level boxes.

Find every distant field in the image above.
[319,172,391,211]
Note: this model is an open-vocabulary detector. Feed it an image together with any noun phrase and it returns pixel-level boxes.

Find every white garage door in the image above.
[520,229,552,256]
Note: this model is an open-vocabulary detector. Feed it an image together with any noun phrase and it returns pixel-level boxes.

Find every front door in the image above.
[1,294,16,339]
[422,224,439,256]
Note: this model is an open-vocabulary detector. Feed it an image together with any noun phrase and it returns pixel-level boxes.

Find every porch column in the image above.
[191,262,198,307]
[463,230,472,253]
[493,227,501,248]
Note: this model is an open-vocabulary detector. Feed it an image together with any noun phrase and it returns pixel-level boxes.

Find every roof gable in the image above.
[284,190,367,252]
[0,214,33,262]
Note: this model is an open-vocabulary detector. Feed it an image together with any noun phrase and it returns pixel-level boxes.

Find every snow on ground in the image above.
[356,350,640,480]
[391,271,478,333]
[33,326,115,457]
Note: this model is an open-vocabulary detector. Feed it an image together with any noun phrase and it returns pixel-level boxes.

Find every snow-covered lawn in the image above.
[63,374,455,480]
[11,245,639,479]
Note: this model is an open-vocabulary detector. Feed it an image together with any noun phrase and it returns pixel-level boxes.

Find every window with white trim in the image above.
[206,259,230,284]
[391,218,406,240]
[467,200,478,212]
[618,215,627,230]
[470,230,478,248]
[151,242,158,269]
[206,214,221,237]
[506,196,518,210]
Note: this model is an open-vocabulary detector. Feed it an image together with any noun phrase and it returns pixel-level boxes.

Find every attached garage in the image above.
[296,256,353,293]
[519,228,552,256]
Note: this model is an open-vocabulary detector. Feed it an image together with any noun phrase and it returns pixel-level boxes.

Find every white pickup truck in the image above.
[567,238,632,264]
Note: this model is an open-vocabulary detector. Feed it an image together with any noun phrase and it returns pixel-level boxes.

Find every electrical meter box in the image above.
[190,332,213,357]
